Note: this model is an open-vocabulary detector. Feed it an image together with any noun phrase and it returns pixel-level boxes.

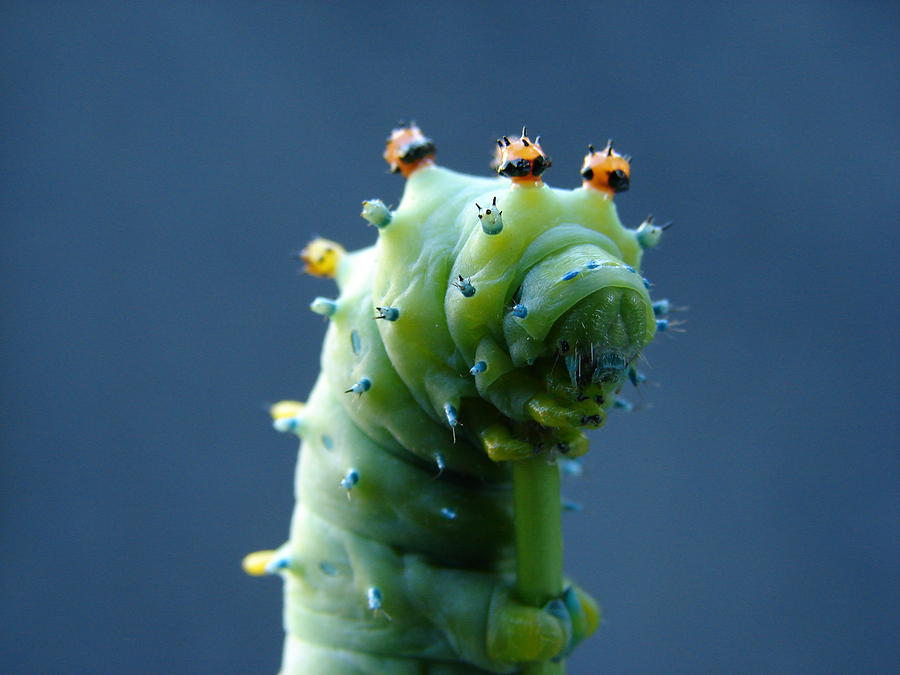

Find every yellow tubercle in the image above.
[580,591,601,637]
[270,400,306,421]
[243,550,276,577]
[300,238,345,278]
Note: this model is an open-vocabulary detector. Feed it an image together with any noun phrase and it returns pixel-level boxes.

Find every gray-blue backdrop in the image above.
[2,1,897,673]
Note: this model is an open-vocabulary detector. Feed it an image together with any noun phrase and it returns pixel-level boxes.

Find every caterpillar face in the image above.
[507,259,654,416]
[581,140,631,196]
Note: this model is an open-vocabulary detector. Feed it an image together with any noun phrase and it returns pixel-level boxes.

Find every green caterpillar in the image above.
[245,124,671,674]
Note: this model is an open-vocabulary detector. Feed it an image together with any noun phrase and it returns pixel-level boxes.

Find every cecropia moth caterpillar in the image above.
[245,124,671,674]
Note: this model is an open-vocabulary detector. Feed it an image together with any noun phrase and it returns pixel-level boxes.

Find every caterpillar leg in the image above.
[463,394,593,462]
[480,366,606,432]
[548,426,589,459]
[561,585,601,653]
[480,424,534,462]
[525,393,605,430]
[486,593,568,663]
[525,393,582,428]
[486,584,600,664]
[403,557,596,671]
[463,405,533,462]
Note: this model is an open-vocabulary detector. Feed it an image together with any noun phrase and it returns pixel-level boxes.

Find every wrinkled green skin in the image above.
[275,165,656,673]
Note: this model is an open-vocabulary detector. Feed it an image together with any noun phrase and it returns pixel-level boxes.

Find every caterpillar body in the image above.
[245,125,670,674]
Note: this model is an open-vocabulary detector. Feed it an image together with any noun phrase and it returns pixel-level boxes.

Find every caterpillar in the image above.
[244,124,671,674]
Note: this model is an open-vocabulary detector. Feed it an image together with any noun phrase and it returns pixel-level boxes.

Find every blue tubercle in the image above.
[367,587,383,611]
[559,459,583,478]
[443,403,458,427]
[375,306,400,321]
[452,275,476,297]
[561,499,583,512]
[476,197,503,235]
[310,297,338,317]
[627,368,647,387]
[265,555,291,575]
[340,469,359,491]
[273,416,303,433]
[361,199,392,229]
[613,398,633,412]
[345,378,372,394]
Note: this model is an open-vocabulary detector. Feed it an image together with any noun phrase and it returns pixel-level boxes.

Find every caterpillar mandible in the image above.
[245,123,671,674]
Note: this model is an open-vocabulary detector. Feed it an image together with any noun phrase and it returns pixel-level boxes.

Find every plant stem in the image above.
[513,455,565,675]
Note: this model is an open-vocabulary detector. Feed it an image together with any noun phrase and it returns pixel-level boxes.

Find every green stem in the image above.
[513,455,565,675]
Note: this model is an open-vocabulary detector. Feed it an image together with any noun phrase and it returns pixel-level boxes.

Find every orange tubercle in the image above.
[384,123,436,178]
[494,128,551,186]
[581,140,631,197]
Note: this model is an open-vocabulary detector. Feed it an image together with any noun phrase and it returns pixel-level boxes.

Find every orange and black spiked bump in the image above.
[383,122,436,178]
[494,127,551,186]
[581,140,631,197]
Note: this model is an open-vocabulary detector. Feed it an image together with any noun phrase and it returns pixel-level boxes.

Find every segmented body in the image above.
[246,126,670,674]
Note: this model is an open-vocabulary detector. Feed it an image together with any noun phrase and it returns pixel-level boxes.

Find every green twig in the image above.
[513,455,565,675]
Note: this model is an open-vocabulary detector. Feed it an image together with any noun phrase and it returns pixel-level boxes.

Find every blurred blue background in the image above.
[1,1,897,673]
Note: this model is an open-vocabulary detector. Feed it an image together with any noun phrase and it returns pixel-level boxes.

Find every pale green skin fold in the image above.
[275,165,657,674]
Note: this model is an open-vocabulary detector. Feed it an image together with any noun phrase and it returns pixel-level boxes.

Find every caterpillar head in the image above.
[384,122,436,177]
[493,128,552,186]
[580,141,631,197]
[504,254,655,417]
[444,132,656,431]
